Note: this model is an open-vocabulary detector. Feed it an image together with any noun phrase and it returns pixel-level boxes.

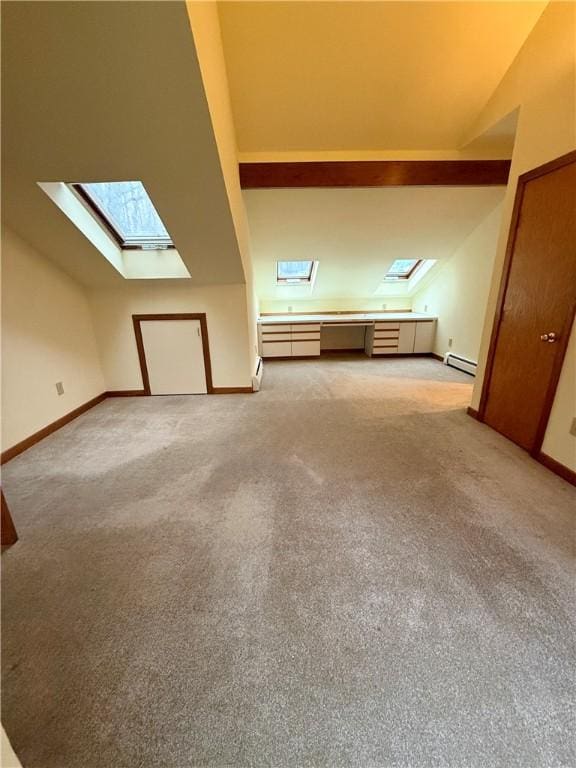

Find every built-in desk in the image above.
[257,313,437,358]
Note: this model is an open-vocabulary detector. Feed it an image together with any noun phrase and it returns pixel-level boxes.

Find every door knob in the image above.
[540,332,557,343]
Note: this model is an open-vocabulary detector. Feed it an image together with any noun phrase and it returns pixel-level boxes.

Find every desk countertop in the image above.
[258,312,436,325]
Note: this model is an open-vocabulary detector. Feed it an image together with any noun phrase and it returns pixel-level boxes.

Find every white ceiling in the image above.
[245,186,505,300]
[1,1,245,287]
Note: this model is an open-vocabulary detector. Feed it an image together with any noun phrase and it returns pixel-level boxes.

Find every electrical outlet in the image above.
[382,303,387,310]
[448,338,453,348]
[55,382,64,395]
[424,304,428,312]
[288,305,293,313]
[570,417,576,437]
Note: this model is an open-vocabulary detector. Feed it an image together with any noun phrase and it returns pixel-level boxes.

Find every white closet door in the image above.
[141,320,207,395]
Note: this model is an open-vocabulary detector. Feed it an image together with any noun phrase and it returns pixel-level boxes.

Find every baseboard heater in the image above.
[252,356,263,392]
[443,352,477,376]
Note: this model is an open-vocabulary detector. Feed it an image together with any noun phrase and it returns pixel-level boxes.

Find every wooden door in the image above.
[480,152,576,453]
[1,489,18,546]
[140,319,207,395]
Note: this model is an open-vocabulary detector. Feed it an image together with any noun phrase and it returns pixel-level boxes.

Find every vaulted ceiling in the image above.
[219,1,546,156]
[1,1,245,287]
[1,1,541,297]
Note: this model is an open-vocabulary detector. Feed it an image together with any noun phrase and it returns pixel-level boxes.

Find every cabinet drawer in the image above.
[261,340,292,357]
[374,331,400,339]
[261,331,292,341]
[291,323,321,333]
[260,323,291,332]
[292,340,320,357]
[372,345,399,354]
[291,331,320,341]
[375,322,400,330]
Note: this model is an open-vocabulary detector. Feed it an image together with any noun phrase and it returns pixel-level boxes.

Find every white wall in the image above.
[1,228,105,450]
[467,2,576,471]
[412,203,502,361]
[89,283,253,391]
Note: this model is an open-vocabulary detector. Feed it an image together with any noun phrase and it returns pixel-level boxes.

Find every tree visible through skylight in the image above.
[277,260,314,281]
[79,181,172,248]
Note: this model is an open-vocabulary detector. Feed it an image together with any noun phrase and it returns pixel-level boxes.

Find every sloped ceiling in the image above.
[219,1,546,155]
[245,186,505,301]
[1,1,245,287]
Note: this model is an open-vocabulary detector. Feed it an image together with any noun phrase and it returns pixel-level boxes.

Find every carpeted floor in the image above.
[2,356,575,767]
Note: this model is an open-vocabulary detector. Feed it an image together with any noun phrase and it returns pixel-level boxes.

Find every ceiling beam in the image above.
[239,160,511,189]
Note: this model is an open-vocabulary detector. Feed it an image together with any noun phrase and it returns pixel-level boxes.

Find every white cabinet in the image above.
[292,332,319,341]
[259,323,321,358]
[259,317,435,359]
[261,340,292,357]
[365,320,435,356]
[259,323,292,358]
[289,323,321,357]
[366,322,401,355]
[292,340,321,356]
[414,321,435,353]
[398,322,416,353]
[292,324,322,333]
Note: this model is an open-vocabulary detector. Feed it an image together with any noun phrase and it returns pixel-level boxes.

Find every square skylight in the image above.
[385,259,422,280]
[277,260,314,283]
[72,181,173,249]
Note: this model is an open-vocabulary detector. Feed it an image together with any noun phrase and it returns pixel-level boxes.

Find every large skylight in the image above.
[72,181,173,249]
[277,260,314,283]
[385,259,422,280]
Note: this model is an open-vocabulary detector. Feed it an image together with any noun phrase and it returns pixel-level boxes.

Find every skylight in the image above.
[385,259,422,280]
[277,260,314,283]
[72,181,173,249]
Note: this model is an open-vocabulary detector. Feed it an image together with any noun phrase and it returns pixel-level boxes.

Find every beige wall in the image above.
[2,1,248,289]
[1,228,105,450]
[88,284,252,392]
[260,297,412,315]
[246,187,504,308]
[468,2,576,471]
[2,226,255,450]
[1,726,22,768]
[320,325,366,351]
[412,203,502,362]
[541,322,576,470]
[186,2,259,374]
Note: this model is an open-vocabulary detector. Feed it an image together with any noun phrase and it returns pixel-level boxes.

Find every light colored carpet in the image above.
[2,356,575,767]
